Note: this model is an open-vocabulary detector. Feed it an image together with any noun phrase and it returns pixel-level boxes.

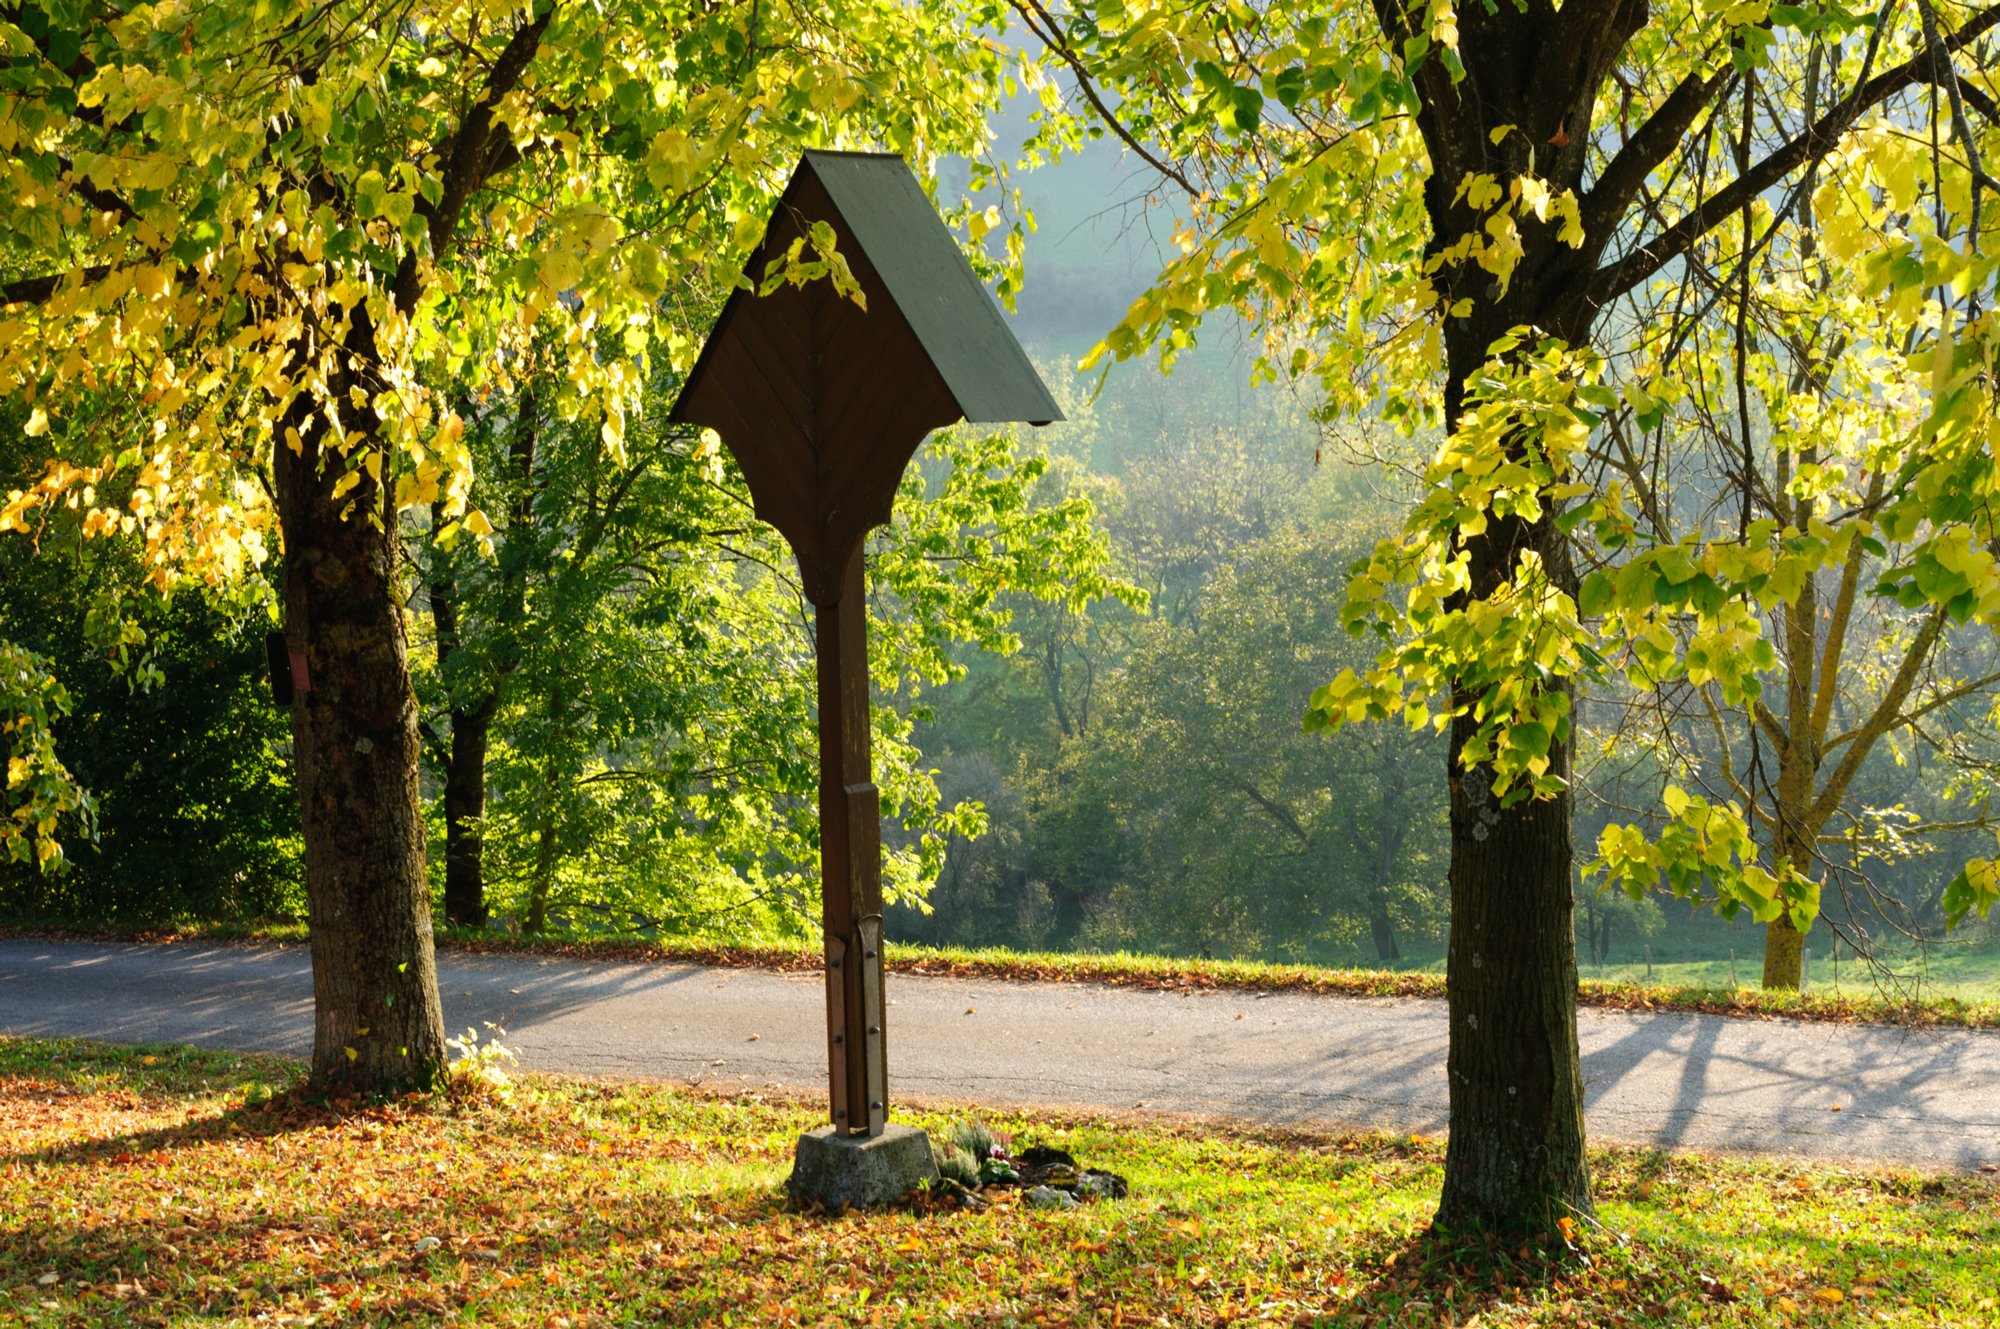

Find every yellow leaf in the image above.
[23,406,48,437]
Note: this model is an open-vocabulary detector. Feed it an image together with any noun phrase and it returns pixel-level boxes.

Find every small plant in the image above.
[445,1024,517,1100]
[933,1142,980,1188]
[945,1117,1006,1161]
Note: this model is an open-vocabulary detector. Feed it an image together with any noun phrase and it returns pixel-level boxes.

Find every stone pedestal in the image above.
[787,1123,937,1210]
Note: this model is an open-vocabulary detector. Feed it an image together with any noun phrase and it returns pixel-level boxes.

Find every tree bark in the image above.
[525,799,558,934]
[275,399,448,1094]
[1761,913,1806,989]
[1369,903,1402,964]
[1434,652,1592,1236]
[427,395,536,929]
[1425,271,1597,1236]
[441,698,497,928]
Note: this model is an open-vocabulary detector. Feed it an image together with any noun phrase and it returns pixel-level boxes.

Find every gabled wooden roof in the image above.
[667,151,1061,603]
[798,150,1061,426]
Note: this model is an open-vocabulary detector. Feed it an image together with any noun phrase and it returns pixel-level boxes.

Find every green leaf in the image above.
[354,169,387,219]
[1224,84,1263,132]
[1584,568,1616,616]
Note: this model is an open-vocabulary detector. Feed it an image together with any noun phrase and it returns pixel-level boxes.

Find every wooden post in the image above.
[668,154,1061,1156]
[816,543,888,1137]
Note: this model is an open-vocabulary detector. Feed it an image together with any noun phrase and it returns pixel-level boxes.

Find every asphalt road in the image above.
[3,938,1996,1170]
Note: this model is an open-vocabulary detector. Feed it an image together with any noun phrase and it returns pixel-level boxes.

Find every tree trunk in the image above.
[1761,913,1805,989]
[442,698,496,928]
[1427,319,1594,1236]
[524,803,557,934]
[1434,715,1592,1236]
[1368,894,1401,963]
[275,418,447,1095]
[428,402,534,930]
[1380,0,1645,1235]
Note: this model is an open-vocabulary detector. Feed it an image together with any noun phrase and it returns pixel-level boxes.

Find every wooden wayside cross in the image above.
[669,151,1061,1136]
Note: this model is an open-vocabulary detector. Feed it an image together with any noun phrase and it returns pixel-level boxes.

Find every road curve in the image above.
[2,938,1996,1171]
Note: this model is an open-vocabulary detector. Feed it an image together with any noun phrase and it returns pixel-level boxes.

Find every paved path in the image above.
[2,939,1996,1170]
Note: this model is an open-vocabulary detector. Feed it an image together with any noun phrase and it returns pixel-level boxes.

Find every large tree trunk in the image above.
[1425,290,1596,1234]
[275,412,448,1095]
[1378,0,1646,1238]
[1762,913,1806,989]
[1434,580,1591,1235]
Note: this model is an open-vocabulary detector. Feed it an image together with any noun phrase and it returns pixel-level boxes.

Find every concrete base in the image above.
[787,1123,938,1210]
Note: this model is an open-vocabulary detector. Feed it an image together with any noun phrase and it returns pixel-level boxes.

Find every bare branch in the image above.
[1006,0,1198,196]
[1588,3,2000,309]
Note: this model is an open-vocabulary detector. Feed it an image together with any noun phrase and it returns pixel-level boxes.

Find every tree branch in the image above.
[1587,3,2000,309]
[0,265,114,308]
[1006,0,1198,196]
[393,1,556,313]
[1808,605,1948,829]
[1583,64,1733,244]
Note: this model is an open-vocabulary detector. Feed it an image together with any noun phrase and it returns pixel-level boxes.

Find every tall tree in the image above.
[0,0,1019,1091]
[1014,0,2000,1233]
[1584,244,2000,988]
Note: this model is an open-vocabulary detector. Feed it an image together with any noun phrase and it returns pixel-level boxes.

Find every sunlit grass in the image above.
[3,1037,1996,1327]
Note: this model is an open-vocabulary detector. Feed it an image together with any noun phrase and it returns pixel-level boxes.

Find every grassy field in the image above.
[1580,950,2000,1005]
[2,1036,1996,1328]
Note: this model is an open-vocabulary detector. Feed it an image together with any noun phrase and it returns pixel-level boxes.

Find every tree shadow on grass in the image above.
[0,1079,450,1170]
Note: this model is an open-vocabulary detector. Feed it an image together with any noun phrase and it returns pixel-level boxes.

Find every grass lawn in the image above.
[2,1037,1995,1327]
[1584,951,2000,1006]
